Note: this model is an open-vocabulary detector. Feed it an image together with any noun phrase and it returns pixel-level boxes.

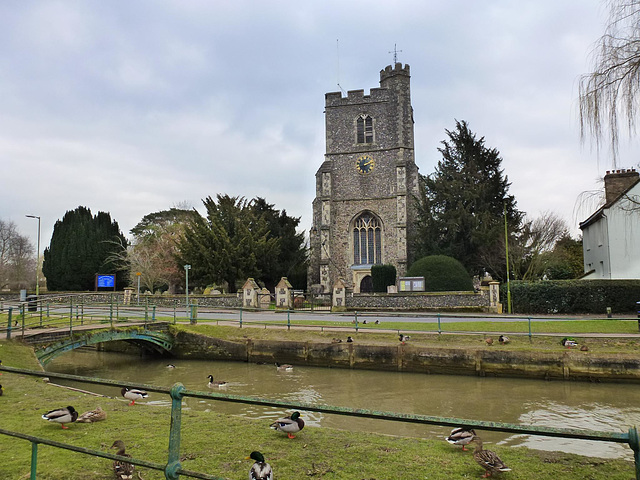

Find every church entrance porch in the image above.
[351,265,373,293]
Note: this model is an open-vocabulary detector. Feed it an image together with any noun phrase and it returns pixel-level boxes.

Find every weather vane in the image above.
[389,44,402,64]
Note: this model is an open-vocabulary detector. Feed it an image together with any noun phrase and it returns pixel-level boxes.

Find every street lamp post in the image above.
[136,272,141,305]
[25,215,41,296]
[184,264,191,314]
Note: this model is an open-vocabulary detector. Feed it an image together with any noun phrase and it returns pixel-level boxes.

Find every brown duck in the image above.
[471,437,511,477]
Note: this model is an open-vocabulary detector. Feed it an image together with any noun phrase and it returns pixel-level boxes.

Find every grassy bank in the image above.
[0,340,636,479]
[174,323,640,355]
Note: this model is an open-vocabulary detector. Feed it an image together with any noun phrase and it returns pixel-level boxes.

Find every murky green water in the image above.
[45,349,640,460]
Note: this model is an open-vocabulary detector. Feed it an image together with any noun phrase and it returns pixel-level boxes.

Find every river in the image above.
[45,349,640,460]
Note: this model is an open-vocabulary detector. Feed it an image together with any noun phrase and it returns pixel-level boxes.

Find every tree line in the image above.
[8,120,583,294]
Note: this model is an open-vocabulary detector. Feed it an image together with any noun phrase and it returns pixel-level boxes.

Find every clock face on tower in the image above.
[356,154,375,174]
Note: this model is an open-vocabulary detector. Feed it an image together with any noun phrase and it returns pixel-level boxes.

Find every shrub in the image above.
[371,264,397,292]
[502,280,640,314]
[406,255,473,292]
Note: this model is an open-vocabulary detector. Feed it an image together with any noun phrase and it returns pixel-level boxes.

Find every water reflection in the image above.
[45,350,640,459]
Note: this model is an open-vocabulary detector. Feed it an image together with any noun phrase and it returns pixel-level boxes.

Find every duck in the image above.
[346,336,353,343]
[76,406,107,423]
[498,335,510,345]
[246,451,273,480]
[111,440,135,480]
[471,437,511,477]
[121,387,148,406]
[485,337,494,346]
[270,411,305,439]
[561,337,578,348]
[275,362,293,372]
[445,427,476,451]
[42,406,78,429]
[399,334,411,344]
[166,364,176,369]
[207,374,228,388]
[0,384,3,396]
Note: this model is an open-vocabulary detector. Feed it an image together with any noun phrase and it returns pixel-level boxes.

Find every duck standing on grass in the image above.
[399,334,411,344]
[275,362,293,372]
[121,387,148,406]
[207,374,228,388]
[270,411,305,439]
[445,427,476,451]
[111,440,135,480]
[247,451,273,480]
[42,406,78,429]
[471,437,511,477]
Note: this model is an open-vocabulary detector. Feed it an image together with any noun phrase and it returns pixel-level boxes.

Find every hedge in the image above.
[501,279,640,314]
[371,264,397,292]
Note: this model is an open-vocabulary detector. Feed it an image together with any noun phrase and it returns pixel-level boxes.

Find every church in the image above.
[308,63,420,293]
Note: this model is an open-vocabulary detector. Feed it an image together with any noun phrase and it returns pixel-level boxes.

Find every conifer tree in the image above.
[415,120,523,278]
[42,206,128,291]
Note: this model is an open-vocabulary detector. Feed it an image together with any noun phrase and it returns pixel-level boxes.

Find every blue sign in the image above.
[97,274,115,288]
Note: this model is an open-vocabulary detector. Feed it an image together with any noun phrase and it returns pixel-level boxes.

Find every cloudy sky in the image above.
[2,0,635,252]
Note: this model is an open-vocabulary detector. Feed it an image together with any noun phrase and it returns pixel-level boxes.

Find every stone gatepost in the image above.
[489,281,501,313]
[332,278,346,311]
[242,278,260,308]
[276,277,293,309]
[259,287,271,309]
[123,287,134,305]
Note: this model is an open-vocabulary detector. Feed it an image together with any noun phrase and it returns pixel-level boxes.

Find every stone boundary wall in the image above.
[13,293,243,308]
[346,291,490,311]
[169,331,640,383]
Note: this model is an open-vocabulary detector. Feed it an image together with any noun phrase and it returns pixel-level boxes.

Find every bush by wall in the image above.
[406,255,473,292]
[371,264,397,292]
[503,280,640,314]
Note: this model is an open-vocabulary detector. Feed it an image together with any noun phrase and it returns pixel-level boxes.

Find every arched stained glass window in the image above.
[356,115,373,144]
[353,212,381,265]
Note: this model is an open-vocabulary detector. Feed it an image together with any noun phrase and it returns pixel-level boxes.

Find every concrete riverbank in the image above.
[167,329,640,383]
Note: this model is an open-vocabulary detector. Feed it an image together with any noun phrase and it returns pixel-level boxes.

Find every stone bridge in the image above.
[30,323,175,365]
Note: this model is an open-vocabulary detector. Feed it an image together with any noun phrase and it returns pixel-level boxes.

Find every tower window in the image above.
[356,115,373,144]
[353,212,381,265]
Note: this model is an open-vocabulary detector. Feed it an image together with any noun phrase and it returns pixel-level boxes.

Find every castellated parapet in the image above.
[380,63,410,82]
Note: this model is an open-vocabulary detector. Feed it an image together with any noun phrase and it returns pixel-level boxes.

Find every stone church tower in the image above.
[308,63,419,293]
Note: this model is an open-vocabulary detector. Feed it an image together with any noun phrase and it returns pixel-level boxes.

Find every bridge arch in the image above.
[36,329,175,365]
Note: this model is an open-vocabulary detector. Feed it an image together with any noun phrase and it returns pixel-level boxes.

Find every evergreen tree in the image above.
[177,195,277,293]
[250,197,308,290]
[42,206,128,291]
[415,120,523,278]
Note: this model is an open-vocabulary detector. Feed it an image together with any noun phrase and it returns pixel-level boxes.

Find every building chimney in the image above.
[604,168,639,204]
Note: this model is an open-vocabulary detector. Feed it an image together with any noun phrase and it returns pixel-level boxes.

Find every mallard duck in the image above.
[471,437,511,477]
[346,336,353,343]
[166,364,176,369]
[399,334,411,344]
[246,451,273,480]
[270,411,305,439]
[498,335,510,345]
[485,337,494,346]
[76,406,107,423]
[445,427,476,451]
[42,406,78,429]
[275,362,293,372]
[207,374,228,387]
[111,440,135,480]
[121,387,148,406]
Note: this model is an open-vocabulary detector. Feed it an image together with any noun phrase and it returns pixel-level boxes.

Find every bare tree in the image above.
[579,0,640,166]
[509,212,570,280]
[0,219,35,290]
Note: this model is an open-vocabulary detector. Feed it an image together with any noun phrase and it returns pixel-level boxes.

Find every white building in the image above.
[579,169,640,279]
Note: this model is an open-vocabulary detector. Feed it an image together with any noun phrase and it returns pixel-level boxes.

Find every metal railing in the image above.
[0,366,639,479]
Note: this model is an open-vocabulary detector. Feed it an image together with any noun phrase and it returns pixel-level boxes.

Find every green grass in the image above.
[0,340,634,479]
[173,323,640,355]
